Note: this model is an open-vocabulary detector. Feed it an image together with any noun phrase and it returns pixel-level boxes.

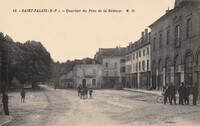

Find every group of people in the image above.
[77,84,93,99]
[163,82,199,105]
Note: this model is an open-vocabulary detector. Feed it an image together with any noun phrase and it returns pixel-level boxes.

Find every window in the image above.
[106,71,108,76]
[142,60,145,71]
[133,53,135,60]
[120,67,126,72]
[147,47,149,55]
[120,59,126,63]
[136,52,138,59]
[126,55,131,61]
[187,19,192,37]
[139,62,141,71]
[175,25,180,39]
[106,62,108,67]
[114,62,117,68]
[153,37,156,50]
[166,29,170,45]
[175,25,181,47]
[143,49,145,56]
[126,65,132,73]
[85,69,92,76]
[92,79,96,85]
[147,60,149,71]
[136,63,138,71]
[159,33,162,48]
[126,56,129,61]
[139,51,141,57]
[93,69,96,76]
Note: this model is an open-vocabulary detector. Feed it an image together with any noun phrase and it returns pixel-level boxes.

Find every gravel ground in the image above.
[3,85,200,126]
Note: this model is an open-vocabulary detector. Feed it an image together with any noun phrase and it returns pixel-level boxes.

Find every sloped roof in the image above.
[99,47,126,57]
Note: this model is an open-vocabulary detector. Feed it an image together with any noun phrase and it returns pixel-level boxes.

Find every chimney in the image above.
[141,31,145,43]
[166,7,170,13]
[141,31,144,38]
[148,32,151,43]
[145,29,148,35]
[144,29,148,43]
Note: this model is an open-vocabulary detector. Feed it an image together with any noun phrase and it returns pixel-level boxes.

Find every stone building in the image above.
[59,71,74,88]
[126,29,151,89]
[94,47,126,88]
[73,63,103,89]
[149,0,200,91]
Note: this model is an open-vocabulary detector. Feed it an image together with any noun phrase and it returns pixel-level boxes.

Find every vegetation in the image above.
[0,32,52,90]
[0,32,94,91]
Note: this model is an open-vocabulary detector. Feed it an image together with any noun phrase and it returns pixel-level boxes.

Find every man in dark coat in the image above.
[2,91,9,115]
[168,83,177,105]
[191,83,199,105]
[178,83,186,105]
[163,85,170,104]
[184,85,191,105]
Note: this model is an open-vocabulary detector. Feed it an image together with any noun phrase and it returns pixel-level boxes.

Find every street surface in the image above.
[3,85,200,126]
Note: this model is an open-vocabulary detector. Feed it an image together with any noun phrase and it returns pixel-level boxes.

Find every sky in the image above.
[0,0,174,62]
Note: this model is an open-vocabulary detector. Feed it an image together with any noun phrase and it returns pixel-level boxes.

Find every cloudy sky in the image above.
[0,0,174,62]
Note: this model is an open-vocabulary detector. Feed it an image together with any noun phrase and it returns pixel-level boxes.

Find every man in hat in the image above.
[2,91,9,115]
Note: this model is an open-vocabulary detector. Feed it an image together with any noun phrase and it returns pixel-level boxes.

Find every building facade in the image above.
[94,47,126,88]
[59,71,74,88]
[73,64,103,89]
[126,29,151,89]
[149,0,200,91]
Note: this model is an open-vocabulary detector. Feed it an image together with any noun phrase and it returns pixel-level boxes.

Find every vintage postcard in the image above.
[0,0,200,126]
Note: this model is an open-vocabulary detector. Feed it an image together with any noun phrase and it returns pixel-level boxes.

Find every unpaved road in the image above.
[4,85,200,126]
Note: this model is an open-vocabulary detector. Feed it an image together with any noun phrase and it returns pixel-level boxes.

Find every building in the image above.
[94,47,126,88]
[59,71,74,88]
[73,63,103,89]
[149,0,200,91]
[126,29,151,89]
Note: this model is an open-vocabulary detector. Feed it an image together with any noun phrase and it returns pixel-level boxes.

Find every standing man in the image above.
[2,91,9,115]
[191,83,199,105]
[168,83,177,105]
[184,85,191,105]
[178,83,186,105]
[163,85,170,104]
[21,89,26,102]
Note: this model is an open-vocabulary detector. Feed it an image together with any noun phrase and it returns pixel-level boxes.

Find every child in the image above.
[89,88,93,99]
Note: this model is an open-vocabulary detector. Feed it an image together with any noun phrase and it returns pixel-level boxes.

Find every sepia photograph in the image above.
[0,0,200,126]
